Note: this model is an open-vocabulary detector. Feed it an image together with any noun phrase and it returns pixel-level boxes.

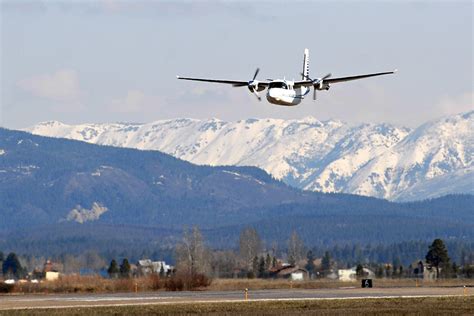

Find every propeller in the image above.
[233,68,262,101]
[252,68,260,81]
[301,73,331,100]
[248,68,261,101]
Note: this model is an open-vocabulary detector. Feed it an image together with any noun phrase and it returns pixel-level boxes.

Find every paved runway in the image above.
[0,287,470,310]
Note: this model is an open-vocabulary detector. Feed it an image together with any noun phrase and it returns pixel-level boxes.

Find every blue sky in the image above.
[1,1,472,129]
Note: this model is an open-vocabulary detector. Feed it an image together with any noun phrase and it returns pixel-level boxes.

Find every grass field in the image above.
[207,278,474,291]
[1,296,473,315]
[4,276,473,295]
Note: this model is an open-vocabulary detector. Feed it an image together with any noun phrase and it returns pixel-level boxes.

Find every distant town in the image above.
[1,227,472,293]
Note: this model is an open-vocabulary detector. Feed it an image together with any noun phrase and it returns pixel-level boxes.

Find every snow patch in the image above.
[66,202,108,223]
[24,111,473,201]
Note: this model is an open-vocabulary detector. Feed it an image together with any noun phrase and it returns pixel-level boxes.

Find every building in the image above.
[413,260,438,279]
[43,260,60,281]
[270,265,309,280]
[338,266,375,281]
[137,259,172,275]
[45,271,59,281]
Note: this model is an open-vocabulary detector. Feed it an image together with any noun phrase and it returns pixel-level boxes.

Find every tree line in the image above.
[2,228,473,280]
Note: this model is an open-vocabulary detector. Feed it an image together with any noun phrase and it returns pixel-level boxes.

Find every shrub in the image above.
[149,274,163,290]
[164,273,211,291]
[164,277,184,291]
[0,283,15,293]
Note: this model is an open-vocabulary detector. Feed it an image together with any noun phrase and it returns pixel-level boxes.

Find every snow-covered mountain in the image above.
[25,111,474,201]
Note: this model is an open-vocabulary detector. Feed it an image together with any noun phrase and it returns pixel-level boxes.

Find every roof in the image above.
[275,266,308,276]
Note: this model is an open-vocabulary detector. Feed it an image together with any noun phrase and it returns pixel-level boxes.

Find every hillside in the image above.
[25,111,473,201]
[0,128,473,255]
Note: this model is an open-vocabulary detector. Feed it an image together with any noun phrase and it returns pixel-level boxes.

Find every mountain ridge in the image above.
[25,111,473,201]
[1,127,473,254]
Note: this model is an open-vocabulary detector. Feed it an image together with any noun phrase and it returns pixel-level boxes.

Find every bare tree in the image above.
[287,231,305,265]
[79,251,106,272]
[175,226,210,276]
[210,250,238,278]
[239,227,262,269]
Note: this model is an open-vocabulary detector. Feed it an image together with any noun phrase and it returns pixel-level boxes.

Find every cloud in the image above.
[108,89,167,114]
[1,0,47,13]
[18,69,81,102]
[435,92,473,116]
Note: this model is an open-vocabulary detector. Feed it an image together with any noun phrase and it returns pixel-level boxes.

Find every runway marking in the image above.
[6,296,176,302]
[1,294,471,311]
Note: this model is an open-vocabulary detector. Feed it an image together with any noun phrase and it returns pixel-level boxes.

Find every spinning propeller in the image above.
[302,73,332,100]
[233,68,262,101]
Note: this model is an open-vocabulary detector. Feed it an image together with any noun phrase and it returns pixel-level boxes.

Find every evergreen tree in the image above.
[252,256,259,275]
[120,258,131,278]
[0,251,4,262]
[321,251,332,274]
[107,259,119,278]
[425,238,450,278]
[159,264,165,278]
[356,264,365,278]
[288,255,296,266]
[305,250,316,277]
[451,262,458,278]
[271,256,277,268]
[2,253,24,279]
[376,265,384,278]
[258,256,266,278]
[265,254,272,272]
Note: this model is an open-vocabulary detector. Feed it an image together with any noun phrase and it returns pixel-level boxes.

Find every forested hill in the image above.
[0,128,473,255]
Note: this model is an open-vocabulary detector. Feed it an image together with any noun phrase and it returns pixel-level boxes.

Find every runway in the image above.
[0,286,470,310]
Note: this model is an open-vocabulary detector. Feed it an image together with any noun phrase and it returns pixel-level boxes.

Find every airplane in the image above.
[177,49,396,106]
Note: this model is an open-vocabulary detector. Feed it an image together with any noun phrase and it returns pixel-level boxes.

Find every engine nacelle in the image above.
[248,81,266,92]
[316,82,330,90]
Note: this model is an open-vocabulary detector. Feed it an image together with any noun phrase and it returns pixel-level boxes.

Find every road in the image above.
[0,287,470,310]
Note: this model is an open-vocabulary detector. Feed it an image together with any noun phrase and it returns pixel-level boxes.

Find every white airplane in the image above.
[177,49,396,106]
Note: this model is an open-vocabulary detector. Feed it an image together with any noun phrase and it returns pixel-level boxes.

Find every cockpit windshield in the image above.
[269,81,288,89]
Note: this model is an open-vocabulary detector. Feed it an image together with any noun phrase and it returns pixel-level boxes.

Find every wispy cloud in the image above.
[18,69,81,102]
[435,91,474,117]
[107,89,168,114]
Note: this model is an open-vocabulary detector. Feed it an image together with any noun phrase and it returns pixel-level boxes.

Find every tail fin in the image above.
[302,48,310,80]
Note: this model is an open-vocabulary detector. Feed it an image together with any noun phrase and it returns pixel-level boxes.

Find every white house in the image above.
[137,259,172,275]
[45,271,59,281]
[338,266,375,281]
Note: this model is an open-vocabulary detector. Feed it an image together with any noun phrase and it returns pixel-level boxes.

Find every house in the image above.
[45,271,59,281]
[338,266,375,281]
[413,260,438,279]
[137,259,172,275]
[270,265,309,280]
[43,260,60,281]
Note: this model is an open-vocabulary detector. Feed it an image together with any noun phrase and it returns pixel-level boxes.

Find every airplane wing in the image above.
[324,70,397,84]
[294,70,396,87]
[177,76,269,87]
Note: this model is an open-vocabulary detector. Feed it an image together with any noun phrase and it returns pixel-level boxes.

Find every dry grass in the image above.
[208,278,474,291]
[3,276,473,295]
[2,296,473,315]
[7,273,210,294]
[9,275,162,294]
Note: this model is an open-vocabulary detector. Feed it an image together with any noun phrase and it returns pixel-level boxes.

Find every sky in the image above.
[1,0,472,129]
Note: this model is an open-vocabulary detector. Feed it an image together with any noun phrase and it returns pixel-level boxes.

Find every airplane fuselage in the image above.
[266,88,299,106]
[265,80,308,106]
